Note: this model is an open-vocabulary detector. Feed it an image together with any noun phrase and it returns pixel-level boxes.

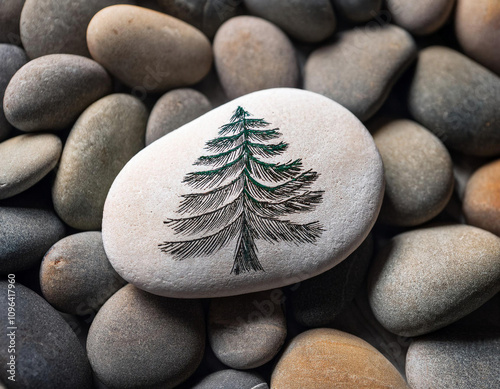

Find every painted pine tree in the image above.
[159,106,324,275]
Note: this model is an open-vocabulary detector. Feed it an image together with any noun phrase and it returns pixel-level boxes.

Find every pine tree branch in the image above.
[205,132,244,154]
[248,157,303,182]
[219,118,269,136]
[184,154,245,189]
[194,144,244,167]
[231,223,263,275]
[247,141,288,158]
[247,128,281,142]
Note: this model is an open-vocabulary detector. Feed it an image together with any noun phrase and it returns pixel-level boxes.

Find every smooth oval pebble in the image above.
[304,25,416,122]
[387,0,455,35]
[0,207,66,274]
[244,0,336,43]
[209,290,287,369]
[87,5,212,92]
[20,0,134,59]
[456,0,500,75]
[53,93,147,230]
[463,159,500,236]
[146,88,212,146]
[40,231,126,315]
[373,119,454,226]
[406,328,500,389]
[368,225,500,337]
[0,0,24,44]
[193,369,269,389]
[102,88,384,298]
[332,0,382,23]
[408,46,500,156]
[87,284,205,389]
[270,328,409,388]
[0,282,93,388]
[214,16,299,100]
[0,134,62,200]
[3,54,112,132]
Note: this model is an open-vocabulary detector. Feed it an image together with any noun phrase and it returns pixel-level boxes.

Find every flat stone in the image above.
[373,119,454,226]
[193,369,268,389]
[40,231,126,315]
[87,284,205,389]
[3,54,112,132]
[102,88,384,298]
[456,0,500,75]
[406,328,500,389]
[0,207,66,274]
[209,289,287,369]
[387,0,455,35]
[368,225,500,337]
[0,0,24,44]
[244,0,336,43]
[0,134,62,200]
[146,88,212,146]
[332,0,382,23]
[87,5,212,92]
[0,282,93,387]
[304,25,416,122]
[408,46,500,156]
[463,159,500,236]
[53,94,147,230]
[271,328,409,388]
[291,235,373,327]
[214,16,299,100]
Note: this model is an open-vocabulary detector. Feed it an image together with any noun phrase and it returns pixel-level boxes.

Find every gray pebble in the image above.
[0,0,24,44]
[193,369,269,389]
[332,0,382,23]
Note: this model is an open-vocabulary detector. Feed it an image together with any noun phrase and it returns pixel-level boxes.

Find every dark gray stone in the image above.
[332,0,382,23]
[192,369,268,389]
[0,0,24,44]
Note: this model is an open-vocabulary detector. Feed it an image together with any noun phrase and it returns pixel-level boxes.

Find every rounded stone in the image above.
[146,88,212,146]
[87,5,212,92]
[368,225,500,337]
[387,0,455,35]
[102,88,384,298]
[0,207,66,274]
[3,54,112,132]
[291,235,373,327]
[20,0,134,59]
[408,46,500,156]
[209,289,287,369]
[0,0,24,44]
[373,119,454,226]
[40,232,126,315]
[456,0,500,75]
[193,369,268,389]
[213,16,299,100]
[244,0,336,43]
[304,25,416,122]
[463,159,500,236]
[332,0,382,23]
[270,328,409,388]
[0,134,62,200]
[53,94,147,230]
[406,328,500,389]
[87,284,205,389]
[0,282,93,388]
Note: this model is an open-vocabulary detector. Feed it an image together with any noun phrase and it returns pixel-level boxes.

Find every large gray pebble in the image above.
[304,24,416,121]
[332,0,382,23]
[408,46,500,156]
[0,0,24,44]
[193,369,268,389]
[0,282,92,388]
[53,94,147,230]
[0,207,66,274]
[87,284,205,389]
[3,54,112,132]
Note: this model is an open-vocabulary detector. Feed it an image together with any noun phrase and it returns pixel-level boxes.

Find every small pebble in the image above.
[331,0,382,23]
[193,369,269,389]
[0,0,24,44]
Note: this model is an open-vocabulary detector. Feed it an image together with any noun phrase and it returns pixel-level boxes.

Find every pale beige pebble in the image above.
[87,4,212,92]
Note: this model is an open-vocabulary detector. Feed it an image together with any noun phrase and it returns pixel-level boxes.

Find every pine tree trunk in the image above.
[231,215,263,275]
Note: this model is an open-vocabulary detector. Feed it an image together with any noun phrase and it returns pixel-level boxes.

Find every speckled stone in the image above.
[40,232,126,315]
[87,5,212,92]
[214,16,299,100]
[209,289,287,369]
[0,207,66,274]
[291,235,373,327]
[271,328,409,388]
[146,88,212,146]
[0,0,24,44]
[368,225,500,337]
[0,282,93,388]
[53,94,147,230]
[406,328,500,389]
[0,134,62,200]
[3,54,112,132]
[332,0,382,23]
[463,159,500,236]
[456,0,500,75]
[408,46,500,156]
[304,25,416,121]
[373,119,454,226]
[87,284,205,389]
[193,369,269,389]
[244,0,336,43]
